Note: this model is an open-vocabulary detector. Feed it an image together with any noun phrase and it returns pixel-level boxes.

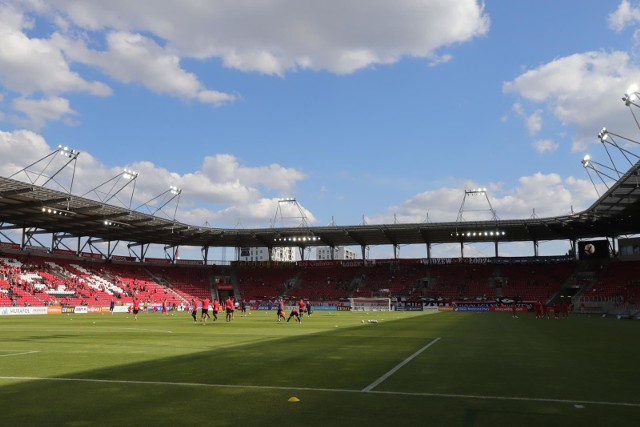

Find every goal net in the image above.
[349,297,392,312]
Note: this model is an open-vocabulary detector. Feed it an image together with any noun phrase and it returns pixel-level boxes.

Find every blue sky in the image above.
[1,1,640,260]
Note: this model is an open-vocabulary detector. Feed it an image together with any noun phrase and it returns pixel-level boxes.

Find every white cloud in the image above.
[608,0,640,32]
[52,31,236,106]
[200,154,306,195]
[367,172,598,226]
[428,53,453,67]
[0,129,53,177]
[11,96,76,128]
[504,50,640,151]
[512,102,524,116]
[197,90,236,106]
[30,0,490,75]
[527,110,543,134]
[1,1,490,125]
[0,4,110,97]
[532,139,559,154]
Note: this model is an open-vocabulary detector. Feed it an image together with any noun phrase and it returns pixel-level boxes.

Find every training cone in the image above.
[288,397,301,403]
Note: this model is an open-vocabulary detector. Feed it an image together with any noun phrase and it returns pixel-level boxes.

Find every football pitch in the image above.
[1,310,639,426]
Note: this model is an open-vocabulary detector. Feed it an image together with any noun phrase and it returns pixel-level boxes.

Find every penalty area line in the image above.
[362,337,441,392]
[0,376,639,408]
[0,350,40,357]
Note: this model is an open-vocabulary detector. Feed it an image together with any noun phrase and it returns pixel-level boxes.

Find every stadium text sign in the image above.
[0,306,48,316]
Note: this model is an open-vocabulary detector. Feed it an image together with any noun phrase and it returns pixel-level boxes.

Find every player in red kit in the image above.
[298,299,306,319]
[132,298,140,320]
[276,298,285,322]
[212,299,220,321]
[287,306,301,323]
[225,297,234,322]
[191,299,198,323]
[201,298,210,324]
[534,301,543,319]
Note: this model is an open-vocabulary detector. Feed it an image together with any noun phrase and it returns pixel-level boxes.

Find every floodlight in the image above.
[42,206,75,217]
[58,145,78,158]
[582,154,591,167]
[123,169,138,180]
[598,127,609,141]
[623,85,640,106]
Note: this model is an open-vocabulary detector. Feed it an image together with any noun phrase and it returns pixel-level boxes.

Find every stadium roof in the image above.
[1,160,639,252]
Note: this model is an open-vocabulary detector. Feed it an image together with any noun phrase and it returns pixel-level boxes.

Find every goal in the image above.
[349,297,392,312]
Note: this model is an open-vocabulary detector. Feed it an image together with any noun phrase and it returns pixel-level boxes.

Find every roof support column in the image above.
[495,241,500,257]
[361,245,366,261]
[460,241,465,258]
[426,243,431,261]
[533,240,539,257]
[610,236,617,259]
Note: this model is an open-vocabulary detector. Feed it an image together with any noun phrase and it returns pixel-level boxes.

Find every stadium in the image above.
[3,2,640,426]
[1,101,640,425]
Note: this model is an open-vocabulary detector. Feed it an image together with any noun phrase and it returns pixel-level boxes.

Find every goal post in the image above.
[349,297,392,312]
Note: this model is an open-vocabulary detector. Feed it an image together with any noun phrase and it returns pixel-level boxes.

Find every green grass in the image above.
[1,310,639,426]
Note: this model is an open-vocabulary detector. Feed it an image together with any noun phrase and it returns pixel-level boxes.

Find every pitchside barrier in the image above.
[0,306,111,316]
[0,301,537,316]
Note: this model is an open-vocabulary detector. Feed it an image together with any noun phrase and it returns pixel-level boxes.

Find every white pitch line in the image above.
[0,376,356,394]
[0,375,639,408]
[367,389,640,408]
[0,350,40,357]
[119,328,173,333]
[362,337,441,392]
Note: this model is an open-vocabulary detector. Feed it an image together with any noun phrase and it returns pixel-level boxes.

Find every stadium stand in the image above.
[0,249,617,314]
[579,260,640,305]
[235,264,298,301]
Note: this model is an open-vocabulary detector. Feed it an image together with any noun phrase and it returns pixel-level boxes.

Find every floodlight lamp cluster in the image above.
[274,235,321,243]
[122,169,138,180]
[622,91,640,107]
[451,230,506,238]
[465,188,487,194]
[57,145,79,158]
[41,206,74,217]
[581,154,591,167]
[597,127,610,142]
[169,185,181,195]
